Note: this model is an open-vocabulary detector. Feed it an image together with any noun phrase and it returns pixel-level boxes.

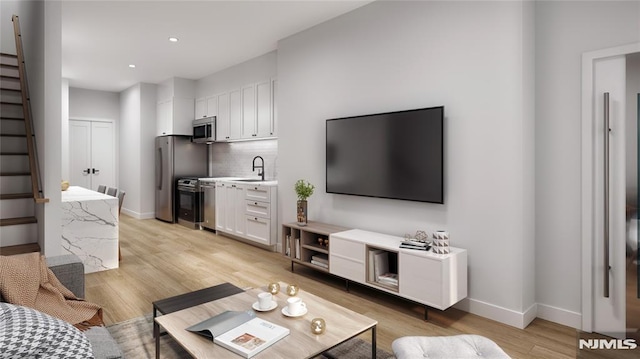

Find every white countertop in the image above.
[61,186,116,202]
[199,177,278,186]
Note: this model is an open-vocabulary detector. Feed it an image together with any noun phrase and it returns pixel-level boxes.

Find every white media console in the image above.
[282,222,468,315]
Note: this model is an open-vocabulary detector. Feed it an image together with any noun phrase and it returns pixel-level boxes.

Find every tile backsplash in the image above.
[208,139,278,179]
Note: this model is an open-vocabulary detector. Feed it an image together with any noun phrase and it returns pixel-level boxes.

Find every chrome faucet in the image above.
[252,156,265,181]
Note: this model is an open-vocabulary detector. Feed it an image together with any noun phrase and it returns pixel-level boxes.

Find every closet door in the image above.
[69,120,92,188]
[592,55,626,337]
[90,121,115,190]
[69,120,115,191]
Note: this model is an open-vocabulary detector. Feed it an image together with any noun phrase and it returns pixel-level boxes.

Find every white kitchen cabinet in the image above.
[215,180,277,249]
[195,97,206,119]
[241,85,256,139]
[208,78,277,141]
[213,90,240,141]
[195,96,219,120]
[217,93,230,141]
[256,81,274,138]
[245,216,270,245]
[215,182,226,231]
[156,97,194,136]
[229,89,242,140]
[271,79,277,137]
[220,182,246,236]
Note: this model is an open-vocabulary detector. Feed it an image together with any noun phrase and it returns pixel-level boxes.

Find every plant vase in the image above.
[297,200,308,226]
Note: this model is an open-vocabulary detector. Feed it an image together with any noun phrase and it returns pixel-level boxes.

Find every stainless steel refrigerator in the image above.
[155,135,207,223]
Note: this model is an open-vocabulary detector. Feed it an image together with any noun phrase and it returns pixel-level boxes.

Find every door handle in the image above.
[604,92,611,298]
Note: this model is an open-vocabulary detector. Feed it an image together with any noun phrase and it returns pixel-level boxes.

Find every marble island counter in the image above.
[61,186,119,273]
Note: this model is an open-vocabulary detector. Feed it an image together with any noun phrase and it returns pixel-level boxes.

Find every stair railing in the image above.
[12,15,48,204]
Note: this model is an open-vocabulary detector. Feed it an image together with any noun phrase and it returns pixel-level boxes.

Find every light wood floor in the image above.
[85,214,578,358]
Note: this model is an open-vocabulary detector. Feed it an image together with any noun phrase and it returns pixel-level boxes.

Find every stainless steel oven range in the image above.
[176,178,203,229]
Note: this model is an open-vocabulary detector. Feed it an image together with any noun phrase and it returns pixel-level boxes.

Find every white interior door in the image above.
[69,120,91,188]
[90,121,115,191]
[592,55,627,337]
[69,120,115,191]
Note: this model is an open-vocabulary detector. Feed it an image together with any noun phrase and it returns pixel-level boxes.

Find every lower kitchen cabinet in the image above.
[214,180,277,250]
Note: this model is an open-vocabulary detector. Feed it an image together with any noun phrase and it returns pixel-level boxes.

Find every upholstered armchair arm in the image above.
[46,254,85,298]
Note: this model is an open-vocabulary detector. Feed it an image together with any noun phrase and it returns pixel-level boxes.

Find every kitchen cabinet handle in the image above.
[83,168,90,174]
[604,92,611,298]
[92,168,100,174]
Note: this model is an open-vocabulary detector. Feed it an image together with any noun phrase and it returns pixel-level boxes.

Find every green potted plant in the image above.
[295,179,315,226]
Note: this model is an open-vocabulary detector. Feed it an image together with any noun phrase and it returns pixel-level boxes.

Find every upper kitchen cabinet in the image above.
[241,84,256,139]
[195,95,218,120]
[157,78,195,136]
[205,77,277,142]
[242,81,277,139]
[156,97,194,136]
[216,90,242,141]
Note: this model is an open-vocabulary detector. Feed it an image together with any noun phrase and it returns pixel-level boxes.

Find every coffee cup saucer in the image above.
[252,301,277,312]
[282,306,307,317]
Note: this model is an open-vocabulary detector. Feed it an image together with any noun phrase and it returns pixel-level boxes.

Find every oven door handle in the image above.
[178,187,200,193]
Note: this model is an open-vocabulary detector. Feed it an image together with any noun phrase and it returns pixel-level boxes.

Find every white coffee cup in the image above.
[286,296,306,315]
[258,292,273,309]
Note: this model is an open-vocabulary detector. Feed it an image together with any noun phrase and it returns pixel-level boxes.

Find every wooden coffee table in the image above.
[154,282,378,358]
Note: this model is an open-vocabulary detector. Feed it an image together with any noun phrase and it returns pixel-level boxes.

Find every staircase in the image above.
[0,15,48,255]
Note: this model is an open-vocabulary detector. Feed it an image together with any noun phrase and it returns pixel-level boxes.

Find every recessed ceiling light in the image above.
[169,37,179,42]
[128,64,136,68]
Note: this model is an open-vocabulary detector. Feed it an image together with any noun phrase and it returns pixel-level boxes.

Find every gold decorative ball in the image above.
[311,318,326,334]
[268,282,280,295]
[286,284,299,296]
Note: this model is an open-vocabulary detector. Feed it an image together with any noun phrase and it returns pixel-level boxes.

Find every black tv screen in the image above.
[326,106,443,203]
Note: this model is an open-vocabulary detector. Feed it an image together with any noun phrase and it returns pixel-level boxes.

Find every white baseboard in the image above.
[454,298,531,329]
[536,303,582,330]
[121,208,155,220]
[454,298,582,330]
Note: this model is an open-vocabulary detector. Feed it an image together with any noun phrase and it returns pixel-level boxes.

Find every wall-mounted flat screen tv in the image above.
[326,106,444,203]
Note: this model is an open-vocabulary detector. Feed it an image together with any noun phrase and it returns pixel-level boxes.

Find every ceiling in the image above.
[62,1,371,93]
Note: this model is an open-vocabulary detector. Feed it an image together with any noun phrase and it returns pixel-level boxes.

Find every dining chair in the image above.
[117,191,126,215]
[97,185,107,193]
[106,187,117,197]
[117,190,125,261]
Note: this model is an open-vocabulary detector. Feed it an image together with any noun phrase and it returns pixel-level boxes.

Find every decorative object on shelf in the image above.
[295,179,315,226]
[310,318,326,334]
[317,237,329,248]
[403,230,429,243]
[432,230,450,254]
[268,282,280,295]
[61,180,70,191]
[286,284,299,296]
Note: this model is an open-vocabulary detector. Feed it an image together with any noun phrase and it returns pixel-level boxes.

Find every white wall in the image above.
[42,0,63,256]
[140,83,157,218]
[535,1,640,328]
[69,87,120,120]
[119,83,157,219]
[61,80,69,185]
[278,0,535,327]
[119,85,141,217]
[195,51,277,98]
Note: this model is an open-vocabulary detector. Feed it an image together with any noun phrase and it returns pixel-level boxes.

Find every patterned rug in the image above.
[106,314,394,358]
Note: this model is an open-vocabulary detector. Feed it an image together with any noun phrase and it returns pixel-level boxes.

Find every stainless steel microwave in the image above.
[192,117,216,143]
